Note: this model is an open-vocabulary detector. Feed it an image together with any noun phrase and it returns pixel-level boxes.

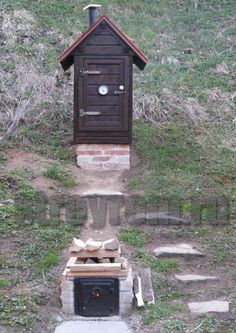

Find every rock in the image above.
[85,238,102,251]
[69,238,85,252]
[103,238,120,250]
[154,243,204,257]
[175,274,218,283]
[54,320,133,333]
[188,301,229,314]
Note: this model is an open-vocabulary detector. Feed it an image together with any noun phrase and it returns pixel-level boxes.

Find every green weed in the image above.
[35,253,59,270]
[43,165,78,187]
[143,302,182,325]
[118,227,149,247]
[0,279,8,288]
[0,294,40,330]
[162,319,187,332]
[135,250,179,274]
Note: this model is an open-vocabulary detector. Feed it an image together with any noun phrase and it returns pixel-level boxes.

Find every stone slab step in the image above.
[188,301,229,314]
[54,320,133,333]
[154,243,204,257]
[175,274,218,283]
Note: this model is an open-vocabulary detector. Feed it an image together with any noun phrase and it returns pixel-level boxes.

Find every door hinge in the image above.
[79,109,101,117]
[79,68,101,76]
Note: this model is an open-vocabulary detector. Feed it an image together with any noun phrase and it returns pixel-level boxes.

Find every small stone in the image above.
[85,238,102,251]
[188,301,229,314]
[175,274,218,283]
[154,243,204,257]
[103,238,120,250]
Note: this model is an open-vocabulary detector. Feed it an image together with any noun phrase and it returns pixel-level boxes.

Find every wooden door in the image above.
[77,57,129,133]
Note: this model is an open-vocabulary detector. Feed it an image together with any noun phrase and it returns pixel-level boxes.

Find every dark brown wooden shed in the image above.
[59,13,147,144]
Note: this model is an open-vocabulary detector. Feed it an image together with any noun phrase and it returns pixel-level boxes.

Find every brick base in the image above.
[76,144,130,170]
[60,267,133,316]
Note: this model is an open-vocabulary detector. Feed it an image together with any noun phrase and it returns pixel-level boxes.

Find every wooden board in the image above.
[64,268,128,278]
[69,262,121,272]
[140,268,155,304]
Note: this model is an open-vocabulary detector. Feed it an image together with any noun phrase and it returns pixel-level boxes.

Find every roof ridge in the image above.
[59,14,148,70]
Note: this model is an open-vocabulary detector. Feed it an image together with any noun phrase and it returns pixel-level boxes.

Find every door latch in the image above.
[79,109,101,117]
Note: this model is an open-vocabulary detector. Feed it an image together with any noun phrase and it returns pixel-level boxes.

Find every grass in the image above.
[162,320,187,332]
[118,227,150,247]
[130,121,236,202]
[0,294,40,331]
[35,253,59,270]
[143,302,183,325]
[43,164,78,187]
[0,279,8,288]
[1,0,236,332]
[0,167,80,332]
[135,249,179,274]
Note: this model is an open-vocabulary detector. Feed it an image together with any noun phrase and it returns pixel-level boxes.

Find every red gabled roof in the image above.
[59,15,148,71]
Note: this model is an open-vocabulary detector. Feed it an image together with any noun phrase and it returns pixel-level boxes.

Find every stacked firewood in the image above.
[65,238,128,275]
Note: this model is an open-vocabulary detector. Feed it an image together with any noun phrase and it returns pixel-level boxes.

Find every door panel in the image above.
[87,74,120,85]
[78,57,128,132]
[87,96,120,106]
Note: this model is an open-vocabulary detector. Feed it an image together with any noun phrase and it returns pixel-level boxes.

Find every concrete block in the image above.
[120,290,133,303]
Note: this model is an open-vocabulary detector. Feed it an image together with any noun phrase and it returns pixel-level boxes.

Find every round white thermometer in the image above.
[98,85,108,95]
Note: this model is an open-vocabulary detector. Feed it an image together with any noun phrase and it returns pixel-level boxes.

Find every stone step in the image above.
[54,320,133,333]
[154,243,204,258]
[175,274,218,283]
[188,301,229,314]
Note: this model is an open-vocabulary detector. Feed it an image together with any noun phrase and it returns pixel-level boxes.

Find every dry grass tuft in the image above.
[0,8,73,144]
[134,89,208,125]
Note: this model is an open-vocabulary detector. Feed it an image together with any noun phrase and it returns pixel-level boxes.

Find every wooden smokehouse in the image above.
[59,5,147,169]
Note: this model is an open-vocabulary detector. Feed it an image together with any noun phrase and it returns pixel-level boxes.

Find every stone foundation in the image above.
[60,267,133,316]
[76,144,130,170]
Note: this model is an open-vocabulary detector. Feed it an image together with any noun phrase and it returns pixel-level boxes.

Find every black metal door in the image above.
[74,278,119,316]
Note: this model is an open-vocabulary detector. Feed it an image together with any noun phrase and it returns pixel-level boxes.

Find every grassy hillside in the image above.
[1,0,236,207]
[0,1,236,332]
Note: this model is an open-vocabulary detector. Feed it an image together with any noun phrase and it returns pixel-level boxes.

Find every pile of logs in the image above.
[65,237,128,277]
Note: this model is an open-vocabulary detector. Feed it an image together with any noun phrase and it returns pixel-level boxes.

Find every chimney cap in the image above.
[83,4,101,11]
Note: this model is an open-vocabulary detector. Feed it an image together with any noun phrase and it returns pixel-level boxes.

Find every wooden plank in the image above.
[69,249,119,258]
[87,64,120,74]
[140,268,155,304]
[86,105,120,116]
[85,34,121,46]
[69,263,121,272]
[87,74,120,85]
[87,95,120,106]
[64,268,128,278]
[66,257,77,268]
[84,45,124,55]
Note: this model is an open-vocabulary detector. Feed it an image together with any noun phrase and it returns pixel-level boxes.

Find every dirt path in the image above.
[5,148,127,195]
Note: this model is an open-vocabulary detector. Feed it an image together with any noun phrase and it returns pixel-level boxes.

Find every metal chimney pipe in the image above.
[83,4,101,26]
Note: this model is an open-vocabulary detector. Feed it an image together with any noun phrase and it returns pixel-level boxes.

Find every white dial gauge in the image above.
[98,85,108,95]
